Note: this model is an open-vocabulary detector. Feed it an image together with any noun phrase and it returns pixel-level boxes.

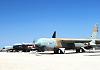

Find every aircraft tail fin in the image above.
[52,31,56,38]
[90,24,99,39]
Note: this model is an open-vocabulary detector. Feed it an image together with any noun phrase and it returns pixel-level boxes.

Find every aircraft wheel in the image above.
[76,48,80,53]
[54,48,59,54]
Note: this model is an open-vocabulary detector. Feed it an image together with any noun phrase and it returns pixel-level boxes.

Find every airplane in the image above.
[2,43,35,52]
[34,24,100,54]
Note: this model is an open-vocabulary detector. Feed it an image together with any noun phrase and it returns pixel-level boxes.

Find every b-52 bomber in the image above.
[35,24,100,54]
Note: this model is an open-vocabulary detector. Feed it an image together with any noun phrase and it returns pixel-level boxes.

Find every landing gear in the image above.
[76,48,85,53]
[54,48,65,54]
[54,48,59,54]
[81,48,85,52]
[76,48,80,53]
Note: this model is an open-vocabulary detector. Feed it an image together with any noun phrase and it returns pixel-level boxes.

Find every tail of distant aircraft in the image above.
[90,24,99,39]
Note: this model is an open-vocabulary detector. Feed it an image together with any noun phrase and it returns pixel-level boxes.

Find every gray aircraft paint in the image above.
[35,38,57,48]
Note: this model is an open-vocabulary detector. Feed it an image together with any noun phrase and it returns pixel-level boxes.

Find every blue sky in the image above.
[0,0,100,47]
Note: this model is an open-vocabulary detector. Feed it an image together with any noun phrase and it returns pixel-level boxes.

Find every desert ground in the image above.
[0,50,100,70]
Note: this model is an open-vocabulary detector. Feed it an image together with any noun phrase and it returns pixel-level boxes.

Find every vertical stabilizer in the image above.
[90,24,99,39]
[52,31,56,38]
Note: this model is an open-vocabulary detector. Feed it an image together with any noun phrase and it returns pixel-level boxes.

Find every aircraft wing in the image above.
[95,40,100,44]
[56,38,92,43]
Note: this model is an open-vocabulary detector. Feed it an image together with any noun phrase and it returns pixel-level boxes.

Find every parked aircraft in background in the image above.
[12,43,35,52]
[2,43,35,52]
[35,24,100,54]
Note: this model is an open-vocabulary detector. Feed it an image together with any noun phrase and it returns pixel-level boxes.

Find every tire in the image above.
[54,48,59,54]
[76,48,80,53]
